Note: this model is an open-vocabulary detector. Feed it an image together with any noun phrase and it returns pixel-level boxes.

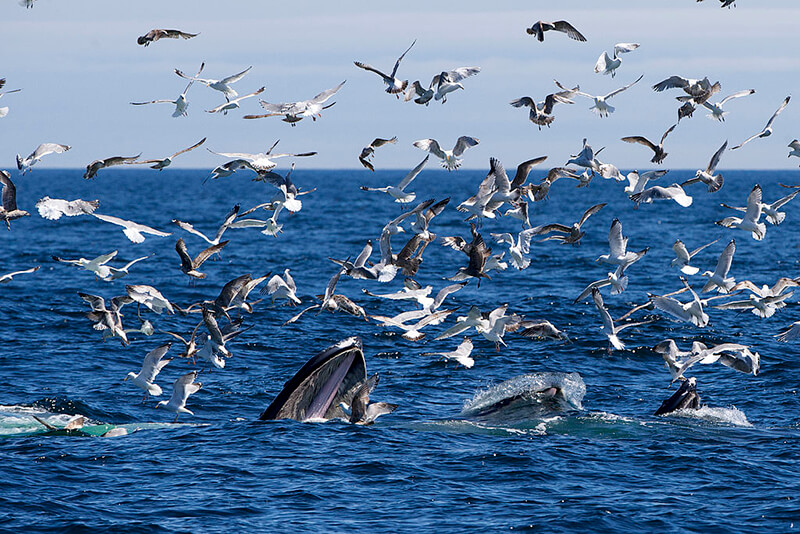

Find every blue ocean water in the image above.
[1,167,799,532]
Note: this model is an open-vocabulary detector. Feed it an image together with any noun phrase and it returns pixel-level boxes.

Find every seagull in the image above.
[0,79,21,118]
[358,137,398,171]
[0,171,29,229]
[360,155,428,203]
[163,324,202,362]
[422,337,474,368]
[596,218,649,269]
[175,238,229,280]
[172,204,239,246]
[16,143,70,174]
[701,239,736,293]
[92,212,170,243]
[623,170,668,195]
[487,156,548,205]
[574,266,628,302]
[721,188,799,226]
[52,251,119,279]
[354,40,416,96]
[671,238,718,275]
[681,140,727,193]
[441,223,492,283]
[629,183,693,208]
[413,137,479,171]
[229,202,285,237]
[594,43,640,77]
[732,96,790,150]
[283,266,367,325]
[208,140,316,173]
[347,374,397,425]
[788,140,800,164]
[509,319,569,341]
[35,197,98,220]
[364,279,466,314]
[251,163,310,213]
[137,29,198,46]
[83,155,141,179]
[79,292,133,346]
[510,86,577,129]
[621,124,678,164]
[156,371,202,422]
[656,340,759,382]
[715,184,766,240]
[263,269,301,305]
[491,229,537,270]
[531,202,606,245]
[175,65,252,100]
[404,79,435,105]
[652,76,721,106]
[652,279,709,327]
[565,138,621,179]
[717,278,798,318]
[211,273,270,315]
[206,86,264,115]
[103,255,152,281]
[244,80,345,125]
[702,89,755,121]
[592,287,649,351]
[432,67,481,103]
[0,265,39,284]
[134,138,206,170]
[526,20,586,42]
[206,159,254,182]
[126,284,175,315]
[776,321,800,342]
[125,343,172,402]
[435,306,490,340]
[556,75,643,117]
[131,63,204,118]
[369,308,454,341]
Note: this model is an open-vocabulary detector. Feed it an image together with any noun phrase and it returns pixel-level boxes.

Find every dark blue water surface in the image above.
[1,167,799,532]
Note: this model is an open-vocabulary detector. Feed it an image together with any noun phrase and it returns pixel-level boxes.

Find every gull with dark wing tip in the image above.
[83,155,141,179]
[556,75,642,117]
[435,306,489,341]
[175,65,252,100]
[0,79,22,118]
[206,86,264,115]
[79,292,133,346]
[0,171,29,229]
[245,80,345,125]
[656,340,758,383]
[125,343,172,402]
[681,141,727,193]
[715,184,766,240]
[621,124,678,164]
[208,140,316,174]
[701,239,736,293]
[92,212,170,243]
[491,229,537,270]
[354,40,416,96]
[358,137,397,171]
[370,309,455,341]
[283,266,367,326]
[131,62,204,118]
[702,89,755,121]
[137,29,198,46]
[263,269,301,306]
[175,237,229,281]
[442,223,492,284]
[594,43,639,77]
[52,251,118,279]
[671,238,718,276]
[360,155,428,203]
[574,266,628,303]
[526,20,586,42]
[532,202,606,245]
[156,371,202,422]
[422,338,474,368]
[404,79,434,105]
[126,284,175,315]
[652,278,709,327]
[510,86,577,129]
[413,137,478,171]
[721,188,798,226]
[731,96,790,150]
[0,265,39,284]
[788,140,800,164]
[652,76,721,106]
[16,143,70,174]
[596,218,648,270]
[592,288,650,351]
[776,321,800,343]
[565,138,621,180]
[347,374,397,425]
[172,204,238,246]
[630,183,692,208]
[624,170,668,195]
[36,197,99,220]
[134,138,206,170]
[432,67,481,103]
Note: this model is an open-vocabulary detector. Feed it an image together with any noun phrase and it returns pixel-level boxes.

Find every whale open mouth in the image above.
[259,337,367,422]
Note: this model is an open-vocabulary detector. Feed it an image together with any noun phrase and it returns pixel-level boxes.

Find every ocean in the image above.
[1,167,799,532]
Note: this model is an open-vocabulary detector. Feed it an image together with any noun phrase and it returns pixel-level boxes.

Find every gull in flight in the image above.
[715,184,766,240]
[624,170,668,195]
[360,155,428,203]
[53,251,119,279]
[788,140,800,164]
[431,67,481,103]
[137,29,198,46]
[92,212,171,243]
[655,340,759,383]
[175,237,229,281]
[716,278,799,318]
[670,238,718,276]
[556,74,642,117]
[491,229,537,270]
[126,284,175,315]
[157,371,202,422]
[131,63,204,118]
[358,137,397,171]
[531,202,606,245]
[370,308,455,341]
[629,183,693,208]
[435,306,490,341]
[206,86,264,115]
[594,43,640,77]
[592,288,649,351]
[134,138,206,170]
[0,78,22,118]
[125,343,172,402]
[172,204,239,246]
[721,187,798,226]
[732,96,790,150]
[283,266,367,325]
[346,374,397,425]
[701,239,736,293]
[404,79,435,105]
[263,269,301,306]
[16,143,70,174]
[621,124,678,164]
[0,171,29,229]
[652,279,709,327]
[596,218,648,269]
[422,338,474,368]
[79,292,133,346]
[244,80,345,125]
[363,279,466,314]
[210,273,270,316]
[526,20,586,42]
[565,138,621,180]
[0,265,39,283]
[573,266,628,302]
[36,197,98,220]
[652,76,721,106]
[702,89,755,121]
[175,65,252,100]
[229,202,285,237]
[354,40,416,96]
[681,140,727,193]
[510,86,577,129]
[441,223,493,283]
[83,155,141,179]
[413,137,479,171]
[208,139,316,174]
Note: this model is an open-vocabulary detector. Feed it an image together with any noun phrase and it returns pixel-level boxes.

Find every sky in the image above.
[2,0,800,172]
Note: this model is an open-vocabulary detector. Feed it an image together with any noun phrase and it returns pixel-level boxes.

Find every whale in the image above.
[259,336,369,422]
[654,377,701,416]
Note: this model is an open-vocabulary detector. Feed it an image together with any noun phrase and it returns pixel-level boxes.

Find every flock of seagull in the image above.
[4,0,797,427]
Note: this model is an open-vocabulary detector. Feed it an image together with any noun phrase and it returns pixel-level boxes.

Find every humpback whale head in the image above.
[259,337,368,422]
[654,377,701,416]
